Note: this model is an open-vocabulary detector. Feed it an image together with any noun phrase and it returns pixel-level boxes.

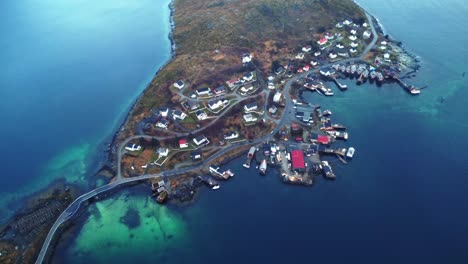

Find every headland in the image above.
[0,0,423,263]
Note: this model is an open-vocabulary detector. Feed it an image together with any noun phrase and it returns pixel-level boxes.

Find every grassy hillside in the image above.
[117,0,365,139]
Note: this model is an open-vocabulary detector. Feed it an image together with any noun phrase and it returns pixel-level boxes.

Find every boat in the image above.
[376,71,384,82]
[332,124,346,130]
[322,110,332,116]
[350,64,357,75]
[346,147,355,158]
[318,83,334,96]
[345,65,351,74]
[156,190,168,204]
[362,69,369,79]
[243,159,251,168]
[247,146,256,159]
[321,161,336,179]
[259,159,267,175]
[369,71,377,79]
[223,169,235,178]
[339,65,346,72]
[326,130,348,140]
[356,66,364,76]
[406,85,421,95]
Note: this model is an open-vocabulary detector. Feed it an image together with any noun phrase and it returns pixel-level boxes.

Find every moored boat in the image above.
[156,190,168,204]
[259,159,267,175]
[346,147,355,158]
[321,161,335,179]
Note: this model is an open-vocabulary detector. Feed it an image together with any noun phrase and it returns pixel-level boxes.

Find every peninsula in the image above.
[0,0,421,263]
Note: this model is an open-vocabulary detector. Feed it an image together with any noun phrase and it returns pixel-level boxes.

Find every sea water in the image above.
[52,0,468,263]
[0,0,172,220]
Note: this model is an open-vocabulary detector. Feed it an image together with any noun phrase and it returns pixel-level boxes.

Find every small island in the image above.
[0,0,422,263]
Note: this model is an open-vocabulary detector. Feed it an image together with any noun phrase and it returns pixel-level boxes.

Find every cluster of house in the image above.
[154,107,188,129]
[207,98,229,112]
[292,19,372,71]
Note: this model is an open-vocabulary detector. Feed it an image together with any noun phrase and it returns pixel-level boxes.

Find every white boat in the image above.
[319,83,334,96]
[212,184,220,190]
[410,89,421,95]
[259,159,267,175]
[346,147,355,158]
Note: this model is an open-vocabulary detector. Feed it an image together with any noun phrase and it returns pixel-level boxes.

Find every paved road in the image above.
[35,12,379,264]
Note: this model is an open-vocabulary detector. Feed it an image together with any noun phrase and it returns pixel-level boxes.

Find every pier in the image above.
[393,76,423,95]
[331,76,348,90]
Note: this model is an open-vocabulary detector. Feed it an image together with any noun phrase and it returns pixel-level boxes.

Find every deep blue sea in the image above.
[0,0,171,219]
[2,0,468,263]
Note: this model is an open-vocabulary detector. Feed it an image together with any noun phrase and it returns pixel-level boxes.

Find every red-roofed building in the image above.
[291,150,306,172]
[317,38,328,46]
[317,135,330,145]
[179,138,188,148]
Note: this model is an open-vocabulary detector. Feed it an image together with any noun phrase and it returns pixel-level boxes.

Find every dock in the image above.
[320,147,346,157]
[393,76,423,95]
[331,76,348,90]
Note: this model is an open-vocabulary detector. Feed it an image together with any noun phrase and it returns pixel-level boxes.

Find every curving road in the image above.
[35,12,378,264]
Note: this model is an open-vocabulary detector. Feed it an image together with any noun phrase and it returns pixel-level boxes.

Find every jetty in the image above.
[393,76,422,95]
[331,76,348,90]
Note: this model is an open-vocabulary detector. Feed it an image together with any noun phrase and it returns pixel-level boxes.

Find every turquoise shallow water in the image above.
[0,0,171,219]
[13,0,468,263]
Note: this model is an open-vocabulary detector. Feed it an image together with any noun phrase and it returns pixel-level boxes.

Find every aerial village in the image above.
[120,16,421,203]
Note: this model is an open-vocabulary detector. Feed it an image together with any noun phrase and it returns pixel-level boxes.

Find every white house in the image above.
[329,52,338,59]
[325,33,334,40]
[172,110,187,120]
[363,30,372,39]
[350,29,357,35]
[173,80,185,89]
[380,45,387,50]
[243,71,254,82]
[195,87,211,97]
[224,131,239,140]
[349,35,357,41]
[314,51,322,57]
[195,110,208,120]
[213,86,226,95]
[336,43,345,49]
[273,92,282,103]
[156,119,169,129]
[242,53,252,64]
[240,84,254,94]
[302,46,312,52]
[125,144,142,152]
[208,99,228,111]
[268,81,275,90]
[244,102,258,112]
[243,113,257,123]
[159,107,169,117]
[384,53,391,61]
[381,41,388,45]
[193,135,209,146]
[157,147,169,157]
[320,68,335,76]
[343,20,352,26]
[362,22,368,28]
[336,22,343,28]
[350,48,358,54]
[295,52,305,60]
[350,42,359,48]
